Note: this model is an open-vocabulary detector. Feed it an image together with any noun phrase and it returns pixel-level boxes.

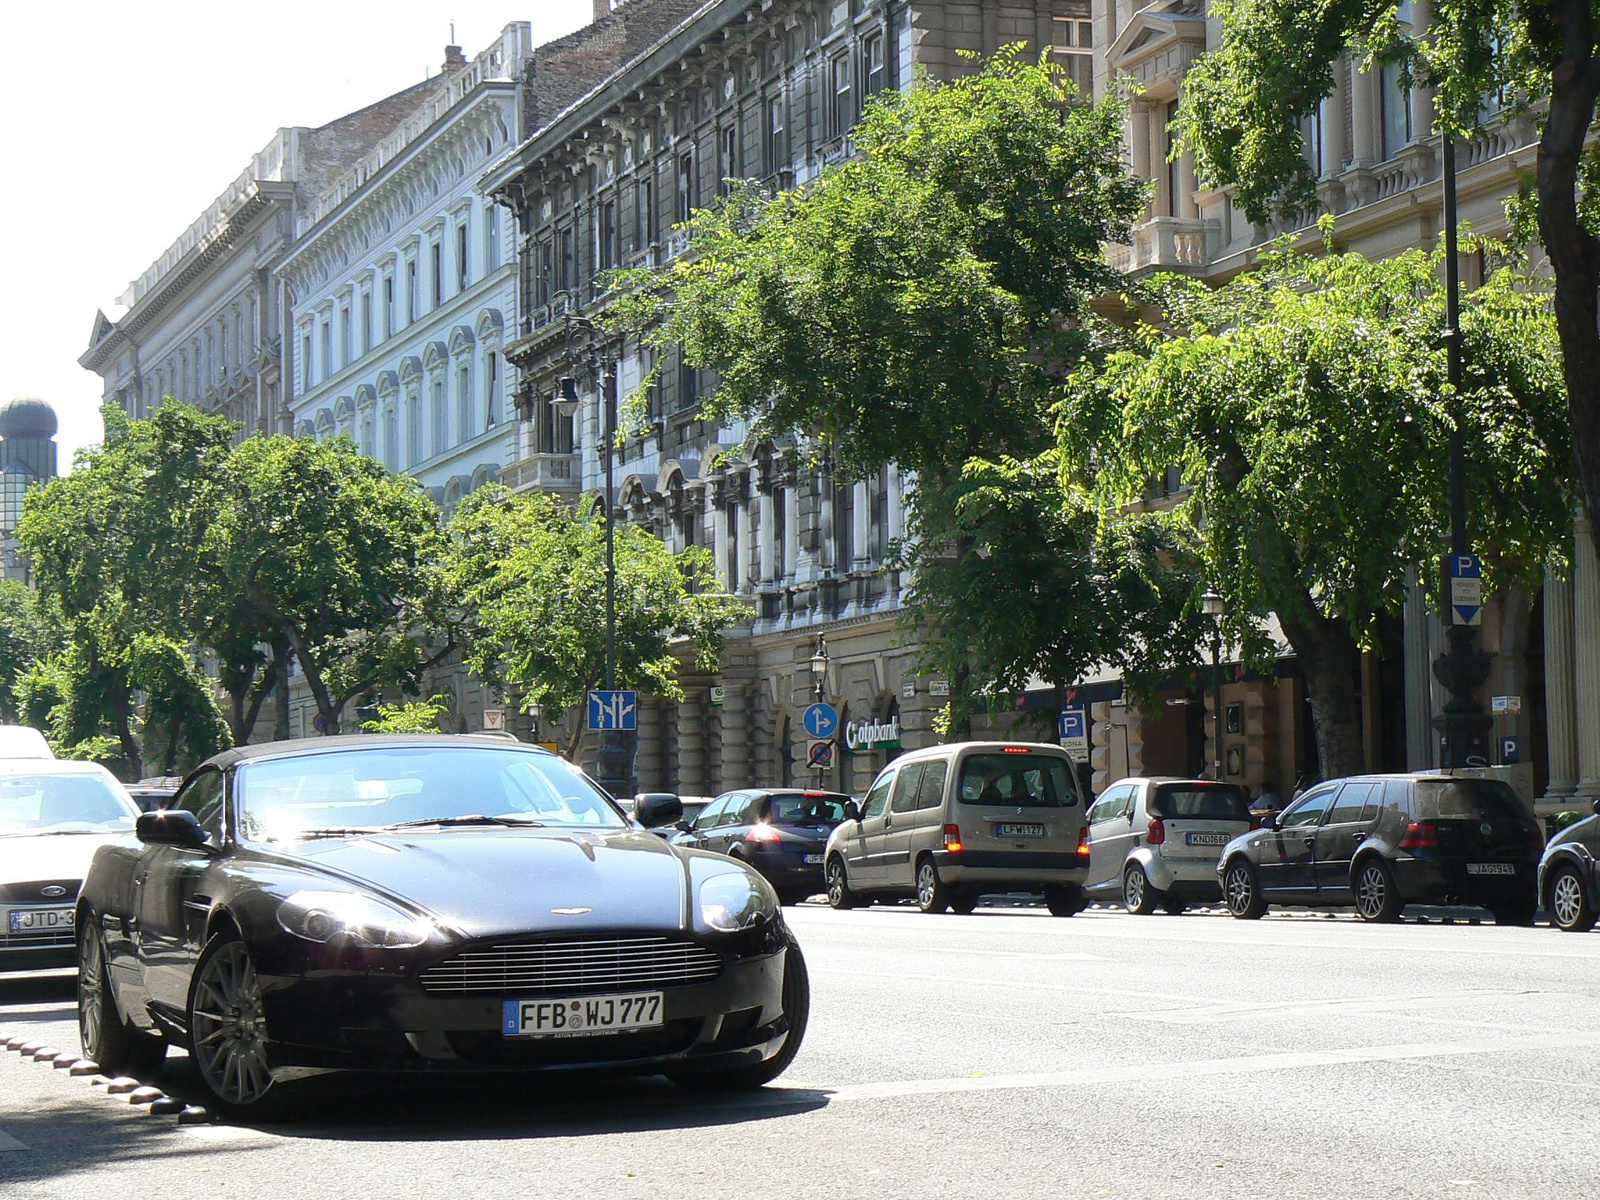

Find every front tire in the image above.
[77,919,165,1077]
[826,856,859,910]
[671,941,810,1091]
[1353,857,1403,923]
[1123,865,1160,916]
[186,932,287,1120]
[1548,866,1598,933]
[915,857,949,914]
[1223,860,1267,920]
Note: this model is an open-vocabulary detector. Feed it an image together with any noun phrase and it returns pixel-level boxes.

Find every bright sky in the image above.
[0,1,596,469]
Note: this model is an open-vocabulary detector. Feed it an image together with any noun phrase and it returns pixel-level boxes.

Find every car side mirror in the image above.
[1592,798,1600,818]
[842,800,861,823]
[633,793,683,829]
[675,819,693,832]
[136,808,210,849]
[1259,813,1279,832]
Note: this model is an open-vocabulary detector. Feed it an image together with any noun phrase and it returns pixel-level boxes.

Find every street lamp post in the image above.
[1431,130,1492,769]
[1202,590,1224,780]
[553,324,631,797]
[810,634,829,789]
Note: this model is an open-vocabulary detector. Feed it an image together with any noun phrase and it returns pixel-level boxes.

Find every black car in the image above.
[672,789,852,905]
[125,776,183,813]
[1539,798,1600,932]
[1217,772,1543,924]
[75,736,809,1119]
[640,795,710,838]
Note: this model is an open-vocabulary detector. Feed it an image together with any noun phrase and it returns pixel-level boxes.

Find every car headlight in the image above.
[276,890,433,949]
[696,867,778,934]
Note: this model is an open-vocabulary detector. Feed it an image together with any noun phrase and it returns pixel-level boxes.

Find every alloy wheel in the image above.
[1356,864,1387,919]
[827,859,849,908]
[917,862,937,909]
[190,941,274,1108]
[1124,868,1146,911]
[1225,866,1252,914]
[1551,871,1586,930]
[77,927,104,1055]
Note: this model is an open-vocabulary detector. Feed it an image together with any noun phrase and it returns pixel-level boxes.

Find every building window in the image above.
[407,260,418,323]
[456,363,472,443]
[383,406,398,471]
[301,333,313,389]
[319,321,331,383]
[764,96,786,177]
[537,238,554,305]
[1381,59,1413,159]
[383,276,395,339]
[863,33,886,99]
[678,353,699,410]
[831,55,853,138]
[677,150,697,224]
[406,393,422,467]
[719,126,738,196]
[558,227,575,293]
[360,291,372,355]
[456,221,470,292]
[485,205,501,270]
[1051,13,1095,99]
[431,377,447,457]
[598,198,618,272]
[485,351,500,429]
[639,176,657,249]
[339,305,351,367]
[1165,100,1181,217]
[431,242,443,308]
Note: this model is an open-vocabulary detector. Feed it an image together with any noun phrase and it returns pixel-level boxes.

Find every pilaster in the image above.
[1573,513,1600,801]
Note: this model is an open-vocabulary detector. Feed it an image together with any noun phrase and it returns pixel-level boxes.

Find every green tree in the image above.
[448,489,747,759]
[615,49,1165,728]
[0,581,61,724]
[1068,247,1574,776]
[360,694,452,734]
[204,434,455,734]
[1177,0,1600,556]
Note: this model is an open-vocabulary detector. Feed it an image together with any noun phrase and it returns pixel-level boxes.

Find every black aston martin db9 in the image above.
[76,736,809,1119]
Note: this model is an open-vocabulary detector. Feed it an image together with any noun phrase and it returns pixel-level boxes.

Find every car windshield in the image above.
[236,746,626,840]
[1152,784,1251,821]
[768,794,848,825]
[958,753,1079,808]
[1413,779,1530,823]
[0,771,139,836]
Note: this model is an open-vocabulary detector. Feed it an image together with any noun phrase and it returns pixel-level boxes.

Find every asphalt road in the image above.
[2,902,1597,1200]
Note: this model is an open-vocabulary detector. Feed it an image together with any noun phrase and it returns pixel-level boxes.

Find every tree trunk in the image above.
[242,577,338,732]
[1538,4,1600,554]
[272,639,292,742]
[108,680,143,782]
[1276,608,1366,781]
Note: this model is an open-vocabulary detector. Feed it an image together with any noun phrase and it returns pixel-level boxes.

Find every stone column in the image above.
[852,479,871,569]
[1403,569,1436,770]
[1407,0,1435,142]
[719,682,750,792]
[711,490,729,588]
[782,485,799,585]
[1130,103,1152,209]
[677,696,707,798]
[1178,148,1199,220]
[758,487,776,584]
[1321,68,1348,177]
[635,696,665,792]
[1573,513,1600,801]
[1350,63,1378,166]
[1539,563,1578,808]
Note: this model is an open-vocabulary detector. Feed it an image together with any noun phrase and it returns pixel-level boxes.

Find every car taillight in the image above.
[1399,821,1439,851]
[1076,826,1090,858]
[1526,823,1546,856]
[943,824,963,852]
[747,824,781,844]
[1146,817,1165,845]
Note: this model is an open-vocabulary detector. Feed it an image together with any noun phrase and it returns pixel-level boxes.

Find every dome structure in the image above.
[0,397,58,441]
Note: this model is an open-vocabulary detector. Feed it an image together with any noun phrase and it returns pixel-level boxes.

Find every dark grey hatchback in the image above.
[1217,773,1543,924]
[1539,799,1600,932]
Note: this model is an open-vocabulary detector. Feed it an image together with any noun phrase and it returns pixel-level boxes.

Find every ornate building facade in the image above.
[485,0,1095,796]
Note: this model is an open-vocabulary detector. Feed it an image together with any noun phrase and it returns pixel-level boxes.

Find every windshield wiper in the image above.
[383,814,546,830]
[275,826,377,840]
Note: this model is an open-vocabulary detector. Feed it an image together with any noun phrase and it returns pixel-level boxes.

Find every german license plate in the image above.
[996,823,1045,837]
[8,908,73,933]
[1466,862,1516,876]
[802,853,824,864]
[502,992,663,1038]
[1185,832,1231,846]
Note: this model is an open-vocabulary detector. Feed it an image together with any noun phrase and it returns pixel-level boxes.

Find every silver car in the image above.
[1084,777,1253,914]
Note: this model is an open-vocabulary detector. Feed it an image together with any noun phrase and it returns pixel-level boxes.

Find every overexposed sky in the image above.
[0,1,596,468]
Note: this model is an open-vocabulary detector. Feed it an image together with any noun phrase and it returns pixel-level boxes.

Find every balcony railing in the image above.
[1107,217,1220,274]
[502,452,579,493]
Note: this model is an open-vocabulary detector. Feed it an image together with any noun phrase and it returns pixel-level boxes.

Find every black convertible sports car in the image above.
[76,736,809,1119]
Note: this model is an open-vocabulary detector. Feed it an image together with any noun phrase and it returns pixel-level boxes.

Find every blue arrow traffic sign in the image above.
[587,690,638,731]
[803,702,839,739]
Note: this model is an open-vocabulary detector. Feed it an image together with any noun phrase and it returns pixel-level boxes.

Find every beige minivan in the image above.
[822,741,1091,915]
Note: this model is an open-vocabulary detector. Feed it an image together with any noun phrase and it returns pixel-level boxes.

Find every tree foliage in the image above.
[1067,247,1574,776]
[360,694,452,734]
[448,489,747,756]
[1177,0,1600,557]
[0,580,60,725]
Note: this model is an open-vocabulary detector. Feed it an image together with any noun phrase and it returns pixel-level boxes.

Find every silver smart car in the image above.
[1084,777,1253,914]
[823,741,1091,915]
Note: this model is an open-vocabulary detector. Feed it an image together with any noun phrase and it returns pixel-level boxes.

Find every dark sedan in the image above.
[1217,772,1542,924]
[672,789,852,905]
[76,736,809,1119]
[1539,799,1600,932]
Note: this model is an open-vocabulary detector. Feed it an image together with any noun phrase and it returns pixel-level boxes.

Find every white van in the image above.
[822,741,1091,915]
[0,726,54,760]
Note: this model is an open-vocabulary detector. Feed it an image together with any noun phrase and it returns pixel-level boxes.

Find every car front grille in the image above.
[420,935,724,996]
[0,925,76,950]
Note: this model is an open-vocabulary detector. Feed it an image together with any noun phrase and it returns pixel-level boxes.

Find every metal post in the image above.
[1211,623,1224,780]
[595,360,631,797]
[1431,130,1492,768]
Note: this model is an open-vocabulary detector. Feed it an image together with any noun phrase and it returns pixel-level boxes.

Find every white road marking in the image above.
[783,1029,1600,1104]
[1128,988,1536,1024]
[0,1129,27,1151]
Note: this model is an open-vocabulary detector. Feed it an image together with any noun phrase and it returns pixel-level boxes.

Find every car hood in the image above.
[274,827,694,939]
[0,832,128,886]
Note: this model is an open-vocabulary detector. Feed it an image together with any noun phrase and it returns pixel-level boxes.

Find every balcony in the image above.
[1107,217,1220,275]
[502,452,580,494]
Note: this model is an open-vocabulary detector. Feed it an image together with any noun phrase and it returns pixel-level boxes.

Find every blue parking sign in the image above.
[1500,735,1519,765]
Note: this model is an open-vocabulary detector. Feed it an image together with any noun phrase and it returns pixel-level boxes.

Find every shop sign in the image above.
[929,678,950,697]
[845,717,901,751]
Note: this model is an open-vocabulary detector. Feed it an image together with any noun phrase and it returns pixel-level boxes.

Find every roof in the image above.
[203,733,557,771]
[0,759,115,777]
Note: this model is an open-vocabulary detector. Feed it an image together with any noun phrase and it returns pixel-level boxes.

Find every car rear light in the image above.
[1002,746,1029,754]
[803,790,828,797]
[747,824,781,843]
[1526,823,1546,856]
[943,824,963,853]
[1076,826,1090,858]
[1399,821,1439,851]
[1146,817,1165,845]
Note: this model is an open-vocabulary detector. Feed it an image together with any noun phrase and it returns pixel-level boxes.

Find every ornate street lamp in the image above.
[810,633,829,704]
[1202,590,1225,780]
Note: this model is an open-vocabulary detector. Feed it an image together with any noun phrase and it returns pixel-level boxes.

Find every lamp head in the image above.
[1201,590,1224,618]
[551,378,581,418]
